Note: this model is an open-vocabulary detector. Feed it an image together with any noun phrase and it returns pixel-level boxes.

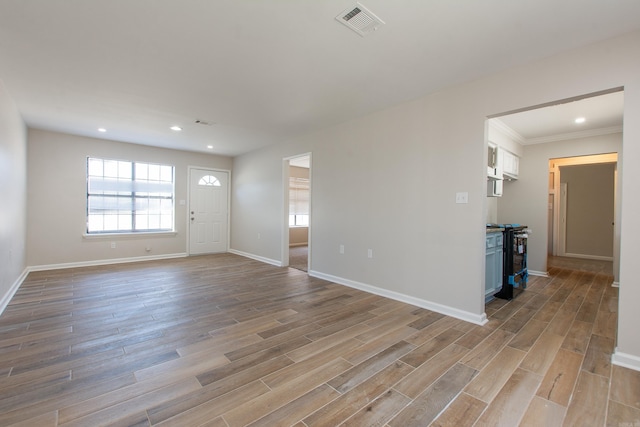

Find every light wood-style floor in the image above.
[1,253,639,426]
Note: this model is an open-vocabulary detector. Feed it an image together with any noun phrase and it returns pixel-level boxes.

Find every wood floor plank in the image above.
[536,348,583,406]
[519,395,566,427]
[327,340,414,393]
[609,365,640,410]
[582,334,614,377]
[429,392,486,427]
[0,256,619,427]
[561,320,594,354]
[563,371,609,426]
[464,346,527,403]
[340,389,411,427]
[520,331,565,375]
[221,358,352,426]
[399,328,465,368]
[58,377,201,425]
[303,361,413,427]
[606,399,640,427]
[154,381,270,427]
[459,328,514,370]
[389,363,477,427]
[474,368,542,426]
[393,343,469,399]
[507,319,548,352]
[246,384,339,427]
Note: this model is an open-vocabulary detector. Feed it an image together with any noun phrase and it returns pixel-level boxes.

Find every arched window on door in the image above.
[198,175,221,186]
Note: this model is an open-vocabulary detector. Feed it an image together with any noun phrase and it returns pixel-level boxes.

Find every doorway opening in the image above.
[283,154,311,272]
[486,88,623,283]
[548,154,617,276]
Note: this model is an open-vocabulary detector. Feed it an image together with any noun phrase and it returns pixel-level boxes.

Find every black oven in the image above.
[493,224,528,300]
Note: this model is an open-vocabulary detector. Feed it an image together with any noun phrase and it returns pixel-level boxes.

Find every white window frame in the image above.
[86,157,175,234]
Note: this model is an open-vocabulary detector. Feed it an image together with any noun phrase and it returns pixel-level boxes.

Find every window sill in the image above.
[83,231,178,240]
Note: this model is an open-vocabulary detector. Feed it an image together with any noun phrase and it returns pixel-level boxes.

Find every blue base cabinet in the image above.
[485,231,504,303]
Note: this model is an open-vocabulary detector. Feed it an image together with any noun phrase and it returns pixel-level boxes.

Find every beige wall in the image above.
[27,129,232,267]
[289,165,309,246]
[561,163,615,258]
[0,80,27,309]
[289,227,308,246]
[231,31,640,365]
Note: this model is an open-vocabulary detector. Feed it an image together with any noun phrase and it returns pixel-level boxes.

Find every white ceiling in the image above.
[494,90,624,145]
[0,1,638,157]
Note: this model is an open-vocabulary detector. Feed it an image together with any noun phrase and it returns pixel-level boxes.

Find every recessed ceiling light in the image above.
[170,126,182,131]
[98,128,107,132]
[574,117,586,124]
[206,145,213,149]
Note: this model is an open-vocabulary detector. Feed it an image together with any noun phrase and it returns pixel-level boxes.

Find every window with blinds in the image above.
[289,176,309,227]
[86,157,175,234]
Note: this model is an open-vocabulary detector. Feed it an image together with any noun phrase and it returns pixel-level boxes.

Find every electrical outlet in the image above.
[110,242,116,249]
[339,244,345,254]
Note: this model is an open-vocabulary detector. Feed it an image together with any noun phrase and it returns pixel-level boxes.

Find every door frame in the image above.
[187,166,231,255]
[282,153,312,270]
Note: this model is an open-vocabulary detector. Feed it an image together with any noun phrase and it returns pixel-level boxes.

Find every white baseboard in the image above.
[562,253,613,262]
[528,270,549,277]
[308,270,488,326]
[0,267,29,315]
[28,253,188,272]
[612,348,640,372]
[228,249,282,267]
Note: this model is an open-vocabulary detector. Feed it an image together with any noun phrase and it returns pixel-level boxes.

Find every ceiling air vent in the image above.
[336,3,385,37]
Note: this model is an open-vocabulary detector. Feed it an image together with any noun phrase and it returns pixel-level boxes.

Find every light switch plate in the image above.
[456,192,469,204]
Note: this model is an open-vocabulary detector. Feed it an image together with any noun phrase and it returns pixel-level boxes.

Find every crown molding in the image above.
[522,125,623,145]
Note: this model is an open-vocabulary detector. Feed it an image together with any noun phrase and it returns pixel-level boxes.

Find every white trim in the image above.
[528,270,549,277]
[489,119,526,145]
[228,249,282,267]
[562,253,613,262]
[612,281,620,288]
[28,253,187,272]
[523,125,622,145]
[308,270,488,326]
[83,231,178,239]
[0,268,29,315]
[612,349,640,372]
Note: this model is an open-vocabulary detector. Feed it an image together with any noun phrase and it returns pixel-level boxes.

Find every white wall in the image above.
[27,129,232,267]
[499,133,622,275]
[0,80,27,311]
[231,31,640,365]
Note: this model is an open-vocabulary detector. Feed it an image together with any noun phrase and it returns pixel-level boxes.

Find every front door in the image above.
[189,168,229,254]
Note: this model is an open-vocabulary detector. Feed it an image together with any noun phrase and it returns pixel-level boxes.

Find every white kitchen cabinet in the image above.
[502,150,519,180]
[485,231,504,302]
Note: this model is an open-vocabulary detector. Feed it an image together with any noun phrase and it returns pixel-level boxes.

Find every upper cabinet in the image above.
[486,119,523,197]
[501,149,519,180]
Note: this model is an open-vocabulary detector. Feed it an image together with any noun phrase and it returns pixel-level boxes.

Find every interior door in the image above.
[189,168,229,254]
